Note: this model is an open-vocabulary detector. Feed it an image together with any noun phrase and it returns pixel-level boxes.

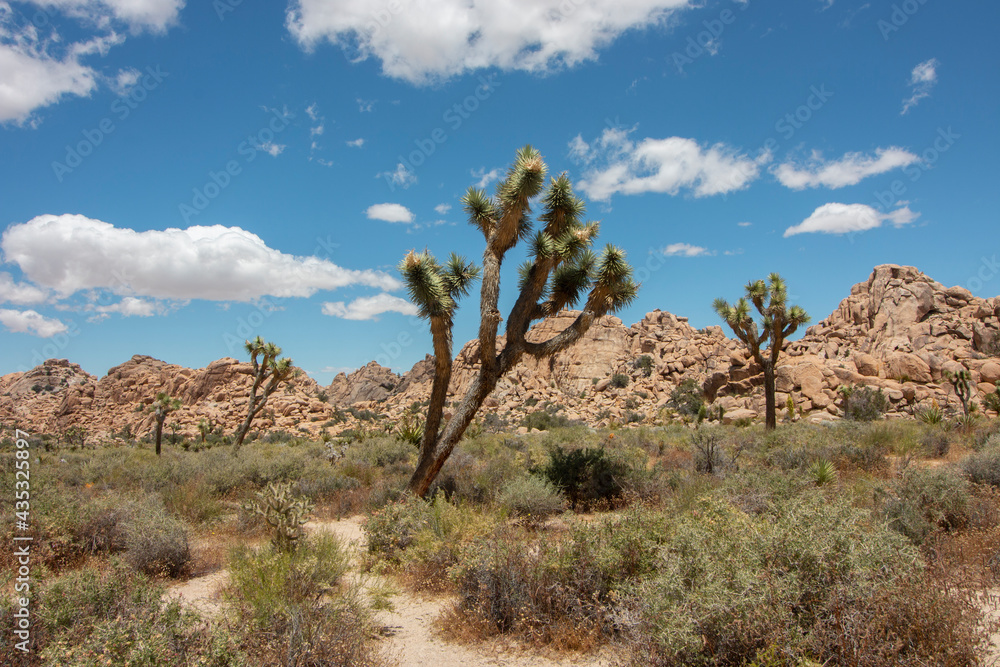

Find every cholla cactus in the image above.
[245,482,313,552]
[713,274,810,430]
[233,337,296,455]
[402,146,638,497]
[945,368,974,416]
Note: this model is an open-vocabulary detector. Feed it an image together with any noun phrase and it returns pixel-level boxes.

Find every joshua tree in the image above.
[233,336,295,455]
[945,367,974,416]
[149,392,181,456]
[713,273,809,430]
[401,146,638,496]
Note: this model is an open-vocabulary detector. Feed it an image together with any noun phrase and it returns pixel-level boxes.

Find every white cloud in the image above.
[356,97,375,112]
[902,58,939,114]
[0,1,182,124]
[783,202,919,237]
[568,134,591,163]
[0,308,67,337]
[346,138,365,148]
[90,296,160,317]
[366,203,414,224]
[28,0,185,32]
[773,147,919,190]
[0,272,48,304]
[737,221,752,227]
[305,103,319,121]
[434,203,452,215]
[1,214,401,301]
[471,167,501,189]
[110,66,141,95]
[322,293,418,321]
[662,242,713,257]
[377,163,417,189]
[260,142,286,157]
[287,0,696,84]
[576,128,762,201]
[310,123,324,137]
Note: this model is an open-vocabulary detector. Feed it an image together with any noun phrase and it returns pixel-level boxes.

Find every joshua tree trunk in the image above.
[154,416,164,456]
[762,359,777,430]
[233,337,295,455]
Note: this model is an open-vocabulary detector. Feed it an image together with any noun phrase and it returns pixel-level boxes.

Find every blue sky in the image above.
[1,0,997,382]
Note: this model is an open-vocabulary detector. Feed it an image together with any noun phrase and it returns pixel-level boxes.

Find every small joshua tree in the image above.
[149,392,181,456]
[945,367,974,416]
[232,336,295,455]
[714,274,809,430]
[402,146,638,497]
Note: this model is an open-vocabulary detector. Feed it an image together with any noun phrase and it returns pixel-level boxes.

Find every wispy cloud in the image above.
[774,147,919,189]
[322,293,418,320]
[471,167,501,189]
[434,203,452,215]
[901,58,939,114]
[346,138,365,148]
[662,243,714,257]
[377,163,417,189]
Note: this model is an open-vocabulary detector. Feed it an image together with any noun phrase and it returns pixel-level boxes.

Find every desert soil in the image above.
[165,516,618,667]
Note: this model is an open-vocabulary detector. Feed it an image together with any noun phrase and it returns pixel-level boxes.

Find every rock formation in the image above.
[2,265,998,441]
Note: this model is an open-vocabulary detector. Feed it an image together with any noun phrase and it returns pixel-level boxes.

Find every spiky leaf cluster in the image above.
[713,273,809,363]
[399,250,480,321]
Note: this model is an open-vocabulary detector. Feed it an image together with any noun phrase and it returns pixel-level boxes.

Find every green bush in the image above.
[841,385,888,421]
[879,466,970,544]
[634,355,655,377]
[962,448,1000,487]
[522,409,573,431]
[496,474,565,521]
[669,379,704,419]
[540,445,627,509]
[362,495,429,563]
[610,373,630,389]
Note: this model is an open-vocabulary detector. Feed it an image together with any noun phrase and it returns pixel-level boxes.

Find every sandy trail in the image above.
[166,516,617,667]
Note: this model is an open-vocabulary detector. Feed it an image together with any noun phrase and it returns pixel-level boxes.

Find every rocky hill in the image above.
[2,265,998,441]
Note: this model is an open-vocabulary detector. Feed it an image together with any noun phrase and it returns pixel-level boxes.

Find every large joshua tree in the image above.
[713,273,809,430]
[233,336,295,455]
[149,392,181,457]
[401,146,638,496]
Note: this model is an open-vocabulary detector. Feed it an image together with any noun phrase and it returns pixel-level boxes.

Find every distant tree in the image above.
[713,273,809,430]
[233,336,295,455]
[149,392,181,456]
[401,146,638,497]
[197,418,212,443]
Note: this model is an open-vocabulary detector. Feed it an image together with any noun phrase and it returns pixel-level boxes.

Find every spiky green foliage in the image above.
[147,392,181,457]
[402,146,639,496]
[714,274,809,430]
[244,481,314,552]
[233,336,297,455]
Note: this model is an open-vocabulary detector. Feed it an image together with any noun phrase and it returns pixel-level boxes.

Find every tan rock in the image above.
[885,352,933,383]
[853,352,880,377]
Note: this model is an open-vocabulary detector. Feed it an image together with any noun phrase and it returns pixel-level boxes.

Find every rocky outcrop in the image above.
[2,264,998,439]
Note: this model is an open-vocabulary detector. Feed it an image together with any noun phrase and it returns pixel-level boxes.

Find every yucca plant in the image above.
[714,274,809,430]
[809,459,838,486]
[944,367,974,416]
[244,481,314,552]
[402,146,638,496]
[233,336,296,455]
[396,408,424,448]
[147,392,181,457]
[917,402,943,425]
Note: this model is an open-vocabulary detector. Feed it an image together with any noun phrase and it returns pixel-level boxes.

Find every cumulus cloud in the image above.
[0,308,67,337]
[902,58,939,114]
[322,293,418,321]
[90,296,160,317]
[0,1,182,124]
[662,243,713,257]
[260,142,286,157]
[434,203,452,215]
[783,202,919,237]
[0,271,48,304]
[286,0,695,84]
[773,147,919,190]
[574,128,763,201]
[1,214,401,301]
[366,203,414,224]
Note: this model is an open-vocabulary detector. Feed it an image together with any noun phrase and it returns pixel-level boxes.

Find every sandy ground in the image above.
[165,516,618,667]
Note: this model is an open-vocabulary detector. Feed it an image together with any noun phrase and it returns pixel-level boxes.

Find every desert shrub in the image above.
[634,495,924,666]
[984,384,1000,413]
[879,466,971,545]
[362,494,429,564]
[962,448,1000,487]
[690,429,726,474]
[610,373,630,388]
[35,559,213,666]
[921,429,951,458]
[540,445,628,509]
[634,355,655,377]
[917,403,944,424]
[669,379,704,419]
[161,478,223,525]
[522,409,573,431]
[496,474,566,521]
[344,436,414,468]
[226,533,387,666]
[841,385,888,421]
